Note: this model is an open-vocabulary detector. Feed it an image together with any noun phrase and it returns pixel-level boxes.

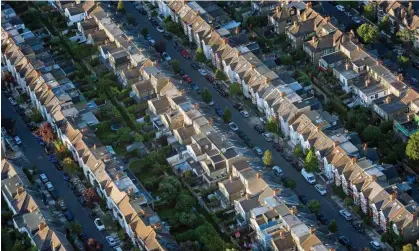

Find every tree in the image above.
[397,29,413,45]
[63,157,79,175]
[266,118,280,134]
[170,59,181,73]
[293,144,304,158]
[29,109,43,123]
[304,148,319,173]
[179,241,201,251]
[126,14,136,25]
[344,197,354,207]
[362,125,383,143]
[223,108,232,123]
[280,54,292,65]
[283,179,296,189]
[117,0,124,13]
[178,212,199,227]
[151,10,158,17]
[195,48,206,62]
[85,238,103,251]
[176,193,196,211]
[229,82,241,97]
[402,244,413,251]
[406,132,419,161]
[37,122,54,144]
[307,200,321,214]
[398,55,410,66]
[134,133,144,142]
[328,220,338,233]
[379,16,390,33]
[155,40,167,54]
[363,3,375,21]
[357,24,379,44]
[158,176,181,202]
[84,188,101,208]
[141,28,149,37]
[201,88,212,103]
[215,69,227,81]
[68,222,82,235]
[263,150,273,166]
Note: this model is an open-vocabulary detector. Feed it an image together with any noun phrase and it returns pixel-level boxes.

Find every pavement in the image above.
[1,92,112,251]
[119,2,380,249]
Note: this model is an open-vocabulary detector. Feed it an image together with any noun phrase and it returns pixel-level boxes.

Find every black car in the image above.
[173,41,181,51]
[163,32,172,40]
[272,142,282,152]
[254,124,264,133]
[73,189,82,197]
[54,162,63,170]
[351,221,364,233]
[233,102,244,111]
[78,196,87,206]
[50,190,59,200]
[237,130,246,139]
[220,90,229,98]
[191,62,200,70]
[338,236,351,247]
[316,213,329,225]
[78,232,88,242]
[138,8,147,15]
[298,195,308,205]
[244,137,253,148]
[283,153,293,162]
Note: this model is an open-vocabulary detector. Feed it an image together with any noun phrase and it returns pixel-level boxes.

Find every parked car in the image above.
[254,124,264,134]
[215,106,224,116]
[240,110,249,117]
[338,236,351,247]
[61,172,70,182]
[339,209,353,221]
[182,75,192,83]
[156,26,164,32]
[262,132,273,142]
[50,190,59,199]
[344,11,352,17]
[94,218,105,231]
[198,69,208,76]
[316,213,329,225]
[301,168,315,184]
[191,83,199,91]
[8,97,17,105]
[253,147,263,156]
[148,39,156,46]
[113,247,123,251]
[45,182,54,192]
[54,162,63,170]
[78,232,88,242]
[14,136,22,145]
[233,102,244,111]
[369,241,382,250]
[106,236,118,247]
[78,196,87,206]
[314,184,327,195]
[180,49,190,59]
[272,142,282,152]
[220,90,229,97]
[173,42,181,51]
[162,52,171,61]
[283,152,293,162]
[229,122,239,131]
[237,130,246,140]
[352,16,362,24]
[191,62,200,70]
[138,8,147,15]
[298,195,309,205]
[163,32,172,40]
[58,199,67,211]
[39,173,49,183]
[273,166,283,177]
[244,137,253,148]
[336,5,345,11]
[208,100,214,106]
[352,221,364,233]
[205,74,214,83]
[64,210,74,221]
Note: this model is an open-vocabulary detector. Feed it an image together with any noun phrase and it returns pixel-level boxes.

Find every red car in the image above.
[180,49,190,59]
[205,74,214,83]
[183,74,192,83]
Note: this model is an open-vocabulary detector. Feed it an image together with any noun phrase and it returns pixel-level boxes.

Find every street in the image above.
[1,92,112,251]
[122,2,372,249]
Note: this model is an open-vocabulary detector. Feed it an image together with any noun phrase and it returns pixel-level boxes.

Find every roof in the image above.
[67,6,84,16]
[239,197,261,212]
[320,51,347,64]
[220,178,244,194]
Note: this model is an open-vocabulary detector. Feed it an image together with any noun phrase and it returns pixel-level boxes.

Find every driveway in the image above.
[1,92,112,251]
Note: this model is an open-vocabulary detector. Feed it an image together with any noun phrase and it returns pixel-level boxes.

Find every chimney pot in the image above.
[256,172,261,179]
[391,191,398,201]
[310,227,316,234]
[351,157,357,165]
[38,222,47,231]
[246,193,250,200]
[273,189,280,197]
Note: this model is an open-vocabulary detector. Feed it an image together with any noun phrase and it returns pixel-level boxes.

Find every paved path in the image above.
[2,92,112,251]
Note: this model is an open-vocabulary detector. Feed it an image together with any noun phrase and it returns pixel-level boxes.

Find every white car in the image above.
[94,218,105,231]
[240,110,249,118]
[156,26,164,32]
[253,147,263,156]
[8,97,17,105]
[273,166,283,177]
[105,236,118,247]
[339,209,353,221]
[229,122,238,131]
[369,241,382,250]
[262,132,273,142]
[162,52,171,61]
[314,184,327,196]
[336,5,345,12]
[209,100,214,106]
[14,136,22,145]
[148,39,156,46]
[344,11,352,17]
[113,247,123,251]
[39,173,49,183]
[198,69,208,76]
[45,182,54,192]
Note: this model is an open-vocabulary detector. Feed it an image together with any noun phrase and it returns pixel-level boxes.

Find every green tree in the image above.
[68,222,82,235]
[307,200,321,214]
[263,150,272,166]
[215,69,227,81]
[283,179,296,189]
[357,24,379,43]
[293,144,304,158]
[63,157,79,175]
[266,118,279,134]
[229,82,241,97]
[328,220,338,233]
[201,88,212,103]
[158,176,181,202]
[223,108,232,123]
[175,193,196,211]
[117,0,124,13]
[379,121,394,134]
[141,28,149,37]
[344,197,354,207]
[170,59,181,73]
[397,29,413,45]
[398,55,410,66]
[362,125,383,143]
[178,212,199,227]
[126,14,136,25]
[151,10,158,17]
[379,16,390,33]
[304,148,319,173]
[363,3,375,21]
[195,48,206,62]
[406,132,419,161]
[402,244,413,251]
[280,54,292,65]
[134,133,144,142]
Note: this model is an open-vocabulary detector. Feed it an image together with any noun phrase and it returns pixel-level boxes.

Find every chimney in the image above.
[363,143,367,152]
[397,74,403,82]
[235,27,239,35]
[351,157,357,165]
[229,175,233,182]
[17,186,24,195]
[329,249,336,251]
[290,206,298,215]
[385,96,391,104]
[265,78,268,85]
[407,114,411,122]
[273,189,280,197]
[371,174,378,182]
[390,191,398,201]
[345,63,351,70]
[326,16,331,22]
[223,37,228,45]
[306,2,312,9]
[357,45,360,52]
[93,144,96,149]
[251,64,255,70]
[275,6,280,15]
[293,21,297,28]
[38,222,47,231]
[365,79,370,87]
[127,187,134,196]
[302,12,307,21]
[312,36,316,44]
[246,193,250,200]
[280,92,286,97]
[333,141,338,148]
[256,172,261,179]
[279,230,285,238]
[194,103,199,110]
[237,50,241,57]
[309,227,316,235]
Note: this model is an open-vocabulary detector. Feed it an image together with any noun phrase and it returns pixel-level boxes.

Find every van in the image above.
[301,168,316,184]
[273,166,283,177]
[14,136,22,145]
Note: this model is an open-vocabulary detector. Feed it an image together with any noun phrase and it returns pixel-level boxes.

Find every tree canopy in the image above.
[362,125,383,143]
[406,132,419,161]
[201,88,212,103]
[117,0,124,13]
[215,69,227,81]
[263,150,272,166]
[304,148,318,173]
[328,220,338,233]
[357,24,379,44]
[158,176,181,202]
[307,200,321,214]
[195,48,206,63]
[223,108,232,123]
[229,82,241,97]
